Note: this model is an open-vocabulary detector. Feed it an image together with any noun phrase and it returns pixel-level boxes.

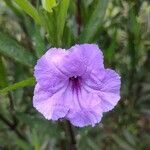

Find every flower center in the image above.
[69,76,81,92]
[69,76,78,80]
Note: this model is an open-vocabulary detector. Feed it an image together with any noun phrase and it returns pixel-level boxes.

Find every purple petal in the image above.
[83,69,121,112]
[33,82,103,127]
[62,44,104,77]
[33,83,69,120]
[66,107,102,127]
[99,69,121,112]
[33,44,121,127]
[34,48,68,91]
[65,84,103,127]
[66,104,102,127]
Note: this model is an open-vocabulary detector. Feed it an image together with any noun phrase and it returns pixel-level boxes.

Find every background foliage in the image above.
[0,0,150,149]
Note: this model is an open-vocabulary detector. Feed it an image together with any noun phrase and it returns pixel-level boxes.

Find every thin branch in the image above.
[66,120,77,150]
[0,113,27,142]
[8,92,14,111]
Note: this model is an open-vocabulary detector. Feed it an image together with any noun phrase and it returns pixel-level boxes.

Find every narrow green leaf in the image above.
[15,139,32,150]
[0,31,35,67]
[87,138,100,150]
[0,56,8,88]
[79,0,109,42]
[56,0,70,46]
[14,0,41,24]
[32,129,41,150]
[33,25,45,58]
[3,0,23,19]
[112,134,134,150]
[105,29,117,63]
[39,0,70,46]
[42,0,57,12]
[0,77,35,95]
[123,130,136,146]
[22,14,45,58]
[39,9,56,45]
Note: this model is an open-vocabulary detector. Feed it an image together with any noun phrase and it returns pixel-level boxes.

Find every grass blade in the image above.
[0,77,35,95]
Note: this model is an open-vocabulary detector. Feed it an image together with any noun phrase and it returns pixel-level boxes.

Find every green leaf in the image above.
[33,25,45,58]
[32,129,41,150]
[15,139,32,150]
[0,77,35,95]
[87,138,100,150]
[0,56,8,88]
[79,0,109,42]
[3,0,23,19]
[105,29,117,63]
[39,9,56,45]
[42,0,57,12]
[123,130,136,146]
[0,31,35,67]
[56,0,70,46]
[22,14,45,58]
[14,0,41,24]
[39,0,70,46]
[111,134,134,150]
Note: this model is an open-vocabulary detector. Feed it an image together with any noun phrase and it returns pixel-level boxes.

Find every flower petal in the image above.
[66,105,102,127]
[83,69,121,112]
[34,48,68,91]
[99,69,121,112]
[65,85,103,127]
[33,82,103,127]
[33,44,121,127]
[33,83,69,120]
[62,44,104,77]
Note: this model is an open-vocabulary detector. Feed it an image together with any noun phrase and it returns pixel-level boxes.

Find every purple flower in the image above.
[33,44,121,127]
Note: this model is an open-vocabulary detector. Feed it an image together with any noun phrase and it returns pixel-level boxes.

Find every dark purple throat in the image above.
[69,76,82,93]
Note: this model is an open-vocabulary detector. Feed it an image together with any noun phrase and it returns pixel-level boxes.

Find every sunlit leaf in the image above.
[14,0,41,24]
[42,0,57,12]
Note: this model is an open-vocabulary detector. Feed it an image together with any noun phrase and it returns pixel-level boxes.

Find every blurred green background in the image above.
[0,0,150,149]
